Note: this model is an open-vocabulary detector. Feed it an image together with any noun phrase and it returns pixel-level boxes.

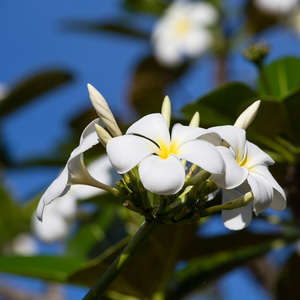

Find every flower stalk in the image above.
[83,221,161,300]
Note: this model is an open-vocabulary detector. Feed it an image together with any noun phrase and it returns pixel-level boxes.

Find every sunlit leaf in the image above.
[0,70,72,118]
[182,82,258,127]
[258,57,300,101]
[0,255,83,282]
[67,206,125,261]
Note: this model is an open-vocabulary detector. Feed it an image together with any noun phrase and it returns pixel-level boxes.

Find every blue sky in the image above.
[1,0,299,299]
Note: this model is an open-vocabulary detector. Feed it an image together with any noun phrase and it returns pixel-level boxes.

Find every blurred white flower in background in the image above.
[253,0,298,16]
[151,0,219,66]
[10,233,38,255]
[32,155,116,243]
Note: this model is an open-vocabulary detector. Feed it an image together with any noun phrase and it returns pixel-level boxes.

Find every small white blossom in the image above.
[152,0,219,66]
[209,126,286,230]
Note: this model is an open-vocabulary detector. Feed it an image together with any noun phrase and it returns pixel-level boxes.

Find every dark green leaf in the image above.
[182,82,258,127]
[123,0,170,15]
[283,90,300,143]
[0,70,72,118]
[63,20,149,39]
[276,252,300,300]
[0,255,83,282]
[69,221,284,299]
[130,56,190,116]
[67,206,121,260]
[258,57,300,101]
[167,238,278,300]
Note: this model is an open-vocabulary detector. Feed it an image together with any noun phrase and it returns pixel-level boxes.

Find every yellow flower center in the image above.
[174,18,191,36]
[157,140,181,159]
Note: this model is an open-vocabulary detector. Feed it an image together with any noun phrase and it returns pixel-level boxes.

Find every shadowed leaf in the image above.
[0,70,72,118]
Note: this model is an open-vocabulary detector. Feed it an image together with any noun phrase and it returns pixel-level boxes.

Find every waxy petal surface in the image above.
[251,165,286,211]
[177,139,225,175]
[139,155,185,195]
[171,123,207,146]
[244,141,275,168]
[212,146,248,189]
[208,126,246,162]
[107,135,157,174]
[247,173,273,213]
[126,113,171,148]
[221,189,253,230]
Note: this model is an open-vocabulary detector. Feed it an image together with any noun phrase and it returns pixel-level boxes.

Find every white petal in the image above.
[171,123,207,146]
[251,165,286,211]
[37,167,69,221]
[221,189,253,230]
[177,140,225,175]
[208,126,247,163]
[244,141,275,167]
[37,119,103,221]
[126,114,171,148]
[247,173,273,213]
[139,155,185,195]
[107,135,157,174]
[212,146,248,189]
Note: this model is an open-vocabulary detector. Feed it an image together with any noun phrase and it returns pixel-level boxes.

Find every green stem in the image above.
[258,64,273,96]
[83,221,160,300]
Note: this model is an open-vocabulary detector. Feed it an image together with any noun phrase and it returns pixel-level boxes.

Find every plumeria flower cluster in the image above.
[151,0,219,66]
[37,84,286,230]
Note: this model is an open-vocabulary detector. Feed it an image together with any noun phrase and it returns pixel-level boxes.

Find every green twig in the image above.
[83,221,160,300]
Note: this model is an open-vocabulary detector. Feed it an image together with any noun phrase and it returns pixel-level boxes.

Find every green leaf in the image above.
[0,69,72,118]
[168,238,280,300]
[67,206,121,261]
[258,57,300,101]
[283,90,300,143]
[182,82,258,127]
[0,255,83,282]
[68,221,285,299]
[123,0,170,15]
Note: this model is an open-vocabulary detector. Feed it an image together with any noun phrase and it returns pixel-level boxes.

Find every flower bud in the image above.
[161,95,171,128]
[95,124,112,147]
[242,40,270,66]
[189,111,200,127]
[234,100,261,129]
[87,84,122,137]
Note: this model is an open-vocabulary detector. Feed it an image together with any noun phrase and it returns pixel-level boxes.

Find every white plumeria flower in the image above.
[37,118,112,221]
[151,0,218,66]
[34,155,116,242]
[209,125,286,230]
[107,113,225,195]
[253,0,298,16]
